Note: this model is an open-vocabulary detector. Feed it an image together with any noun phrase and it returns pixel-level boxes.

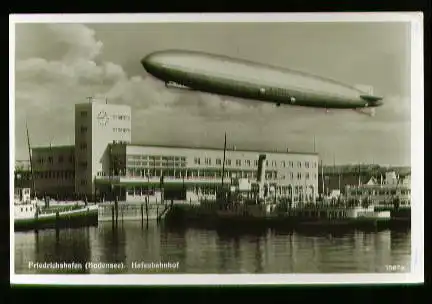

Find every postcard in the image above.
[10,12,424,285]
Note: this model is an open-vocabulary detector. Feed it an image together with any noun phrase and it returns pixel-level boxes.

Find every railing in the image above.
[95,175,226,183]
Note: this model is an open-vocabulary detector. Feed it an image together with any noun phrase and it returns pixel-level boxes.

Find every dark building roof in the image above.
[126,142,319,156]
[32,145,75,150]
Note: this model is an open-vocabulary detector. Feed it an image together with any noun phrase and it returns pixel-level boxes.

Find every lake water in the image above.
[14,221,411,274]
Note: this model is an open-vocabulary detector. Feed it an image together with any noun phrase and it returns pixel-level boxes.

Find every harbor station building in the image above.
[30,99,319,203]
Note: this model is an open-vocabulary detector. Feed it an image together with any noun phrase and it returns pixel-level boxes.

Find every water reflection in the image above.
[14,222,411,274]
[15,228,91,274]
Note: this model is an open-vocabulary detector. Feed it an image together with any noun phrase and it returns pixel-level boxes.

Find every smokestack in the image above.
[256,154,267,183]
[256,154,267,201]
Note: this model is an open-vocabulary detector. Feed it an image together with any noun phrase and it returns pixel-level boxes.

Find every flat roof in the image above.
[125,142,319,156]
[31,145,75,150]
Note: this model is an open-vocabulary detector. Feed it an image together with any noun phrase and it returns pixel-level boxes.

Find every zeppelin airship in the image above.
[141,49,384,113]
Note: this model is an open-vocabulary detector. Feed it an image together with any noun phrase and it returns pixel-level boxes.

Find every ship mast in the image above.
[321,159,325,197]
[26,122,36,197]
[221,132,227,189]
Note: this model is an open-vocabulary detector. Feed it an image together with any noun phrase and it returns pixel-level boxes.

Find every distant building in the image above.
[31,145,75,197]
[14,160,32,189]
[30,99,319,203]
[345,171,411,206]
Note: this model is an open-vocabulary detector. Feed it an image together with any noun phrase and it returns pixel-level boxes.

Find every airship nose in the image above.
[141,53,158,72]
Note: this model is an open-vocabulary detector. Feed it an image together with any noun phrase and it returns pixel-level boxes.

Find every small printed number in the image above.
[385,265,405,272]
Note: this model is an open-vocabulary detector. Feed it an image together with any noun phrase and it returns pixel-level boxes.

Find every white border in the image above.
[9,13,424,285]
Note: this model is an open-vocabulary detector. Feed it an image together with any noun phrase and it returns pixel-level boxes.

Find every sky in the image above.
[13,21,412,165]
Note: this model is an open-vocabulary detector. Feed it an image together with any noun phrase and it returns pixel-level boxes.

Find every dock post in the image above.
[145,200,149,223]
[115,196,119,225]
[111,206,114,227]
[35,207,39,233]
[141,203,144,226]
[55,211,60,236]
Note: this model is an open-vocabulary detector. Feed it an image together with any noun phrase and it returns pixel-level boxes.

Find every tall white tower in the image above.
[74,98,131,197]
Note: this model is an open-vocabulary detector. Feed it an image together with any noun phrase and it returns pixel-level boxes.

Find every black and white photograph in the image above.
[10,13,424,285]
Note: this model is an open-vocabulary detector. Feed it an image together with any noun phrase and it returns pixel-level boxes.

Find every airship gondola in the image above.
[141,50,383,114]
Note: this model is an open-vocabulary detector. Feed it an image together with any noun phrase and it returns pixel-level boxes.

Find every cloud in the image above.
[14,23,411,166]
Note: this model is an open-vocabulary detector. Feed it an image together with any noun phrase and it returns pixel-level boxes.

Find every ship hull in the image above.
[14,207,99,232]
[164,205,392,232]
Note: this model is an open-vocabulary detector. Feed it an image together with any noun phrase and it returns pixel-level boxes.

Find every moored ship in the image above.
[14,188,99,232]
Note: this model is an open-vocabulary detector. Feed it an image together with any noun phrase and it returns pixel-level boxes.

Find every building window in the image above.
[225,159,231,166]
[254,160,258,166]
[80,126,87,133]
[314,162,317,168]
[216,158,221,165]
[245,160,251,166]
[290,173,294,179]
[194,157,201,165]
[266,160,269,166]
[236,159,241,166]
[48,156,53,164]
[205,158,211,165]
[305,162,309,168]
[80,142,87,150]
[271,161,276,167]
[289,161,293,167]
[306,173,310,179]
[80,111,87,118]
[297,172,302,179]
[297,161,302,168]
[80,179,87,185]
[281,161,286,167]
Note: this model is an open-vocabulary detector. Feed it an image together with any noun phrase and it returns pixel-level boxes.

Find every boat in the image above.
[165,186,392,231]
[14,188,99,232]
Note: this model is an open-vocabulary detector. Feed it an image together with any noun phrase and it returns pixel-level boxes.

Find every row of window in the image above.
[78,161,88,169]
[34,170,74,179]
[113,127,131,133]
[127,155,316,169]
[127,161,187,168]
[18,206,33,212]
[36,155,74,165]
[194,157,316,169]
[127,155,187,162]
[349,189,411,196]
[80,126,88,133]
[125,184,315,196]
[121,168,317,180]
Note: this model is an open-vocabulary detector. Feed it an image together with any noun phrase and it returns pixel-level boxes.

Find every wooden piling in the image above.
[55,211,59,228]
[145,200,149,223]
[111,206,115,226]
[115,196,119,225]
[141,203,144,226]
